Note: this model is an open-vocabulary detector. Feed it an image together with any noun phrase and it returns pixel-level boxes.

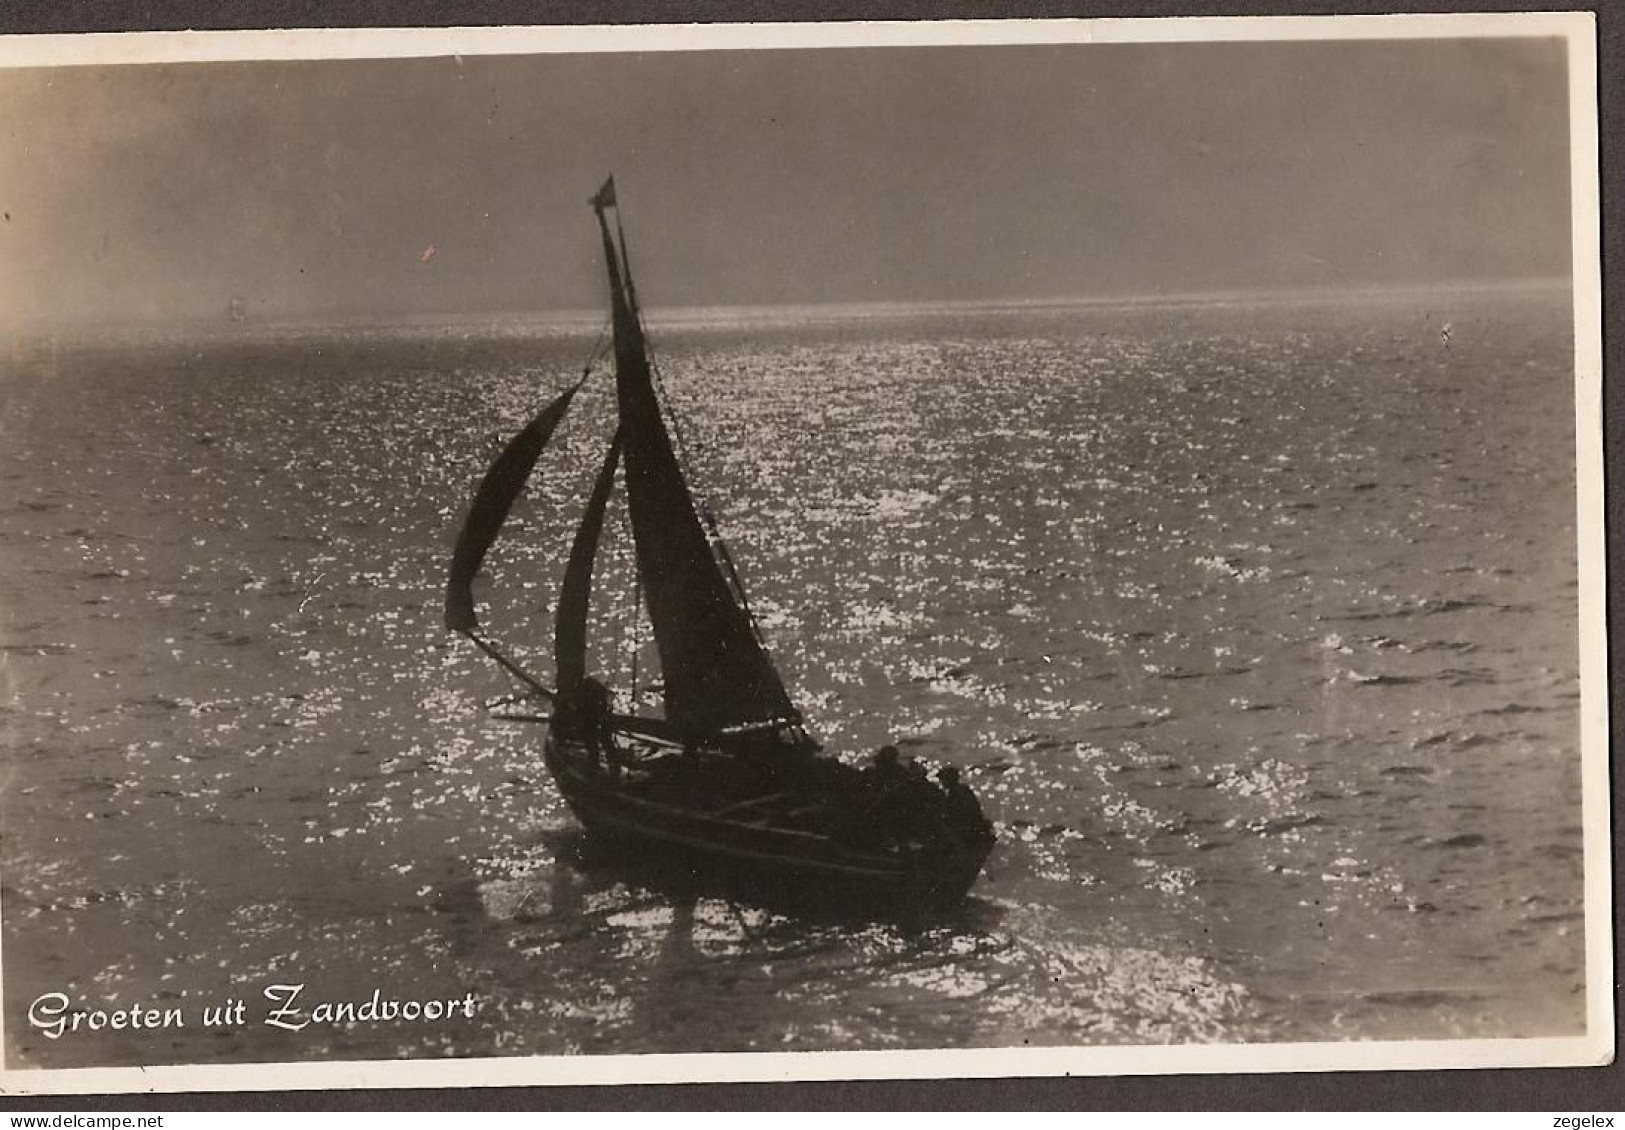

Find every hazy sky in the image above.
[0,36,1572,327]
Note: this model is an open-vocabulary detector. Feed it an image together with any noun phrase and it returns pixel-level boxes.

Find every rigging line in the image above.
[613,207,640,314]
[643,331,722,545]
[705,505,777,653]
[639,318,778,652]
[710,526,767,637]
[482,690,540,711]
[460,630,555,703]
[629,561,643,709]
[582,313,612,376]
[643,328,701,484]
[633,305,704,506]
[612,455,644,710]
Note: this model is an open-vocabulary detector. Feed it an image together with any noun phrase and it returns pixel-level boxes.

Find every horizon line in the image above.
[2,275,1574,341]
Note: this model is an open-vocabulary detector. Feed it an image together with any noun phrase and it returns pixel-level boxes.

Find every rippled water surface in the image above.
[1,290,1585,1068]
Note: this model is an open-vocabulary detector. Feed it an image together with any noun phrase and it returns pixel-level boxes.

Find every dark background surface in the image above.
[0,0,1617,1111]
[0,35,1575,324]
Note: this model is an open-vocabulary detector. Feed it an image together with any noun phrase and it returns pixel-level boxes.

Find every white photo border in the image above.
[0,11,1609,1096]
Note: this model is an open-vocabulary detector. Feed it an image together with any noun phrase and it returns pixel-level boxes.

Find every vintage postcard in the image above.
[0,14,1609,1096]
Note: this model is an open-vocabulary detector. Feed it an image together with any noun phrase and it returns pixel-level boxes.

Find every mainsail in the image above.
[590,179,802,742]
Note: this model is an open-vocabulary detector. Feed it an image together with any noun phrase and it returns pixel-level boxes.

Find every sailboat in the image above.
[444,178,995,912]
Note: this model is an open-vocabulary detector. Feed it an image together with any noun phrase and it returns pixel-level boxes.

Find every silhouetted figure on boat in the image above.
[936,766,993,845]
[871,744,905,788]
[836,746,905,846]
[904,755,930,791]
[556,676,623,776]
[847,744,952,845]
[899,755,945,842]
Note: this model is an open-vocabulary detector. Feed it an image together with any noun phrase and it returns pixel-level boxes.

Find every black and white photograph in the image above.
[0,15,1609,1094]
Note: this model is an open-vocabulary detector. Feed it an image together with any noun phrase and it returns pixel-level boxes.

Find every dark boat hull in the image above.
[541,729,993,915]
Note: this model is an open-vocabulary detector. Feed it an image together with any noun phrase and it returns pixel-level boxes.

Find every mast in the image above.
[588,177,803,746]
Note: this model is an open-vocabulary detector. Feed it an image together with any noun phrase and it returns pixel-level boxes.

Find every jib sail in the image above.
[444,381,582,634]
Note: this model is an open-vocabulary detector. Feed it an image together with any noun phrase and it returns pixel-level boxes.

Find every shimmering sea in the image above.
[0,287,1585,1067]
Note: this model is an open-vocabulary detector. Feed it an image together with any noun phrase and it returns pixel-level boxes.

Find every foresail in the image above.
[592,189,801,742]
[554,428,623,693]
[444,382,582,633]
